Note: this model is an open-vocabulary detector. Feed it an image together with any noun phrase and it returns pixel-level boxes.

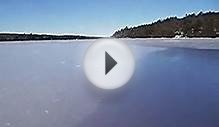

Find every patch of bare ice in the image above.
[75,64,81,68]
[44,110,49,114]
[5,122,11,126]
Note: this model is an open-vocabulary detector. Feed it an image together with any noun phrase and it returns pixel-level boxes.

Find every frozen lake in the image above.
[0,39,219,127]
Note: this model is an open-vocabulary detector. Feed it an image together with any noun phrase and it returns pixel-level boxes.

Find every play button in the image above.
[83,39,135,90]
[105,51,117,75]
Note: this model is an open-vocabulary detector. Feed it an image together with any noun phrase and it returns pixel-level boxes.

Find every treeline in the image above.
[112,12,219,38]
[0,33,100,41]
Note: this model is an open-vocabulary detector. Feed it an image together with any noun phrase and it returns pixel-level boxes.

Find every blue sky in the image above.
[0,0,218,36]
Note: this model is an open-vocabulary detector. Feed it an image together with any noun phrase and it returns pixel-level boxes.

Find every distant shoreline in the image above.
[0,33,101,42]
[0,33,218,42]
